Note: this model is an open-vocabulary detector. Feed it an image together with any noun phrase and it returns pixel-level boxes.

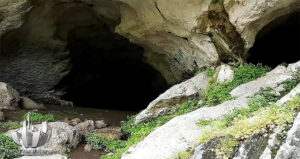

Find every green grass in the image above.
[23,112,55,122]
[1,122,22,130]
[0,133,21,159]
[201,64,271,106]
[85,101,199,159]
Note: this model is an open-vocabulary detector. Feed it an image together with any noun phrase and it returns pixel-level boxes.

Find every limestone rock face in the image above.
[0,82,19,110]
[135,72,209,124]
[6,122,81,155]
[115,0,299,83]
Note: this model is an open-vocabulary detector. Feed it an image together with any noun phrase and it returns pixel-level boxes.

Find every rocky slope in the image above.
[120,61,300,159]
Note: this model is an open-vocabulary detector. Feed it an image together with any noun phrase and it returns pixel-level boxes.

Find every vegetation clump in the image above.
[23,112,55,122]
[0,133,21,159]
[1,122,21,130]
[201,64,271,106]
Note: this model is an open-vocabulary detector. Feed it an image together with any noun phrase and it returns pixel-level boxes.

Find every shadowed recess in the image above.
[58,24,168,110]
[248,12,300,67]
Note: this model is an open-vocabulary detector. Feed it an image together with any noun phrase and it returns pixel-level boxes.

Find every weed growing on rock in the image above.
[1,122,21,130]
[23,112,54,122]
[0,133,21,159]
[201,64,271,106]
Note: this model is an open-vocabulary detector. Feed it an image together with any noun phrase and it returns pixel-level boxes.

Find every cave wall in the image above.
[0,0,299,100]
[0,0,121,97]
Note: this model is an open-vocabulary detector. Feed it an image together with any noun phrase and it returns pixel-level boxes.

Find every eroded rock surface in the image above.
[20,96,46,110]
[135,72,209,124]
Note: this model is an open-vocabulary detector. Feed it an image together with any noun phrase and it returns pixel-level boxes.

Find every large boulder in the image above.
[121,65,294,159]
[6,122,80,155]
[0,82,19,110]
[135,72,209,124]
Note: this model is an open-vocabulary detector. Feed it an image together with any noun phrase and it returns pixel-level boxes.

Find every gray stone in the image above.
[15,154,67,159]
[275,113,300,159]
[6,122,80,155]
[20,97,46,110]
[217,64,234,83]
[135,72,209,124]
[74,120,95,135]
[95,120,107,129]
[0,82,20,110]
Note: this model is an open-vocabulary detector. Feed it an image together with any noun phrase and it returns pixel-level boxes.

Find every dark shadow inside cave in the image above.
[57,24,168,111]
[247,12,300,67]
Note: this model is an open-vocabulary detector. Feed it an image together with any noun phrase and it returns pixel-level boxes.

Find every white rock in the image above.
[0,82,20,110]
[74,120,95,135]
[217,64,234,83]
[135,72,209,124]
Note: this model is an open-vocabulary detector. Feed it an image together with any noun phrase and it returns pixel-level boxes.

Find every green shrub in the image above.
[85,134,126,152]
[0,133,21,159]
[282,79,299,93]
[201,64,271,106]
[23,112,54,122]
[1,122,22,130]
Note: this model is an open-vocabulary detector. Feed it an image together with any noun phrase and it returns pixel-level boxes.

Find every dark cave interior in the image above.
[248,12,300,67]
[58,24,168,111]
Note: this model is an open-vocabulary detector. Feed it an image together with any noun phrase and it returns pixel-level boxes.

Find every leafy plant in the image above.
[0,133,21,159]
[23,112,55,122]
[201,64,271,106]
[1,122,22,130]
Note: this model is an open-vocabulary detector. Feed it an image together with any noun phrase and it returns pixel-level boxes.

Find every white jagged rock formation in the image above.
[121,65,294,159]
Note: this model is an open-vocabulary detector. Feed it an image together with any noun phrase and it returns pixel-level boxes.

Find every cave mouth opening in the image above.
[247,12,300,68]
[57,24,169,111]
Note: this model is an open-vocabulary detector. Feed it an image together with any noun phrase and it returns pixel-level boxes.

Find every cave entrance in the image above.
[58,23,168,111]
[247,12,300,67]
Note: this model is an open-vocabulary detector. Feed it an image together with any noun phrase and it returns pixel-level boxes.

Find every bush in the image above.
[201,64,271,106]
[23,112,54,122]
[1,122,22,130]
[0,133,21,159]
